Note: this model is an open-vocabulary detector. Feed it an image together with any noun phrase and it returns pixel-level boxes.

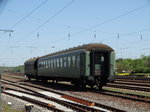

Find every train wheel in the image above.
[81,84,86,88]
[28,77,31,81]
[42,79,47,82]
[98,86,102,91]
[90,85,94,88]
[36,77,39,81]
[95,78,103,90]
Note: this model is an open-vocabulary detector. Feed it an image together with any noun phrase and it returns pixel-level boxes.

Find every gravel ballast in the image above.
[1,94,51,112]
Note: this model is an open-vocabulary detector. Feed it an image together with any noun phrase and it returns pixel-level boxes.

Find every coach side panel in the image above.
[37,50,86,79]
[24,62,36,78]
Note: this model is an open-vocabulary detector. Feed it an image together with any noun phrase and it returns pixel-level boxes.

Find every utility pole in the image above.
[0,29,13,111]
[0,63,5,111]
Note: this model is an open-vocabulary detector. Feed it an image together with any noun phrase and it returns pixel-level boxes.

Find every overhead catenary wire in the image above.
[38,3,150,49]
[49,25,150,57]
[16,2,150,57]
[0,0,75,59]
[8,0,48,30]
[12,0,75,45]
[6,2,150,50]
[101,27,150,42]
[0,0,48,39]
[1,1,150,66]
[70,3,150,38]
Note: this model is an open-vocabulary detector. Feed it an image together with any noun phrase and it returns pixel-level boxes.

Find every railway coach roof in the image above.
[40,43,114,58]
[25,57,38,63]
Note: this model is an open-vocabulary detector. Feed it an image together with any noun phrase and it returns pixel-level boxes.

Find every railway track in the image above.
[1,79,126,112]
[113,81,150,87]
[115,75,150,81]
[3,91,64,112]
[2,78,150,104]
[98,89,150,103]
[106,83,150,92]
[20,81,150,104]
[115,78,150,84]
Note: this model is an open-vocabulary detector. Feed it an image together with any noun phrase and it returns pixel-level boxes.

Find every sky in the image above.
[0,0,150,66]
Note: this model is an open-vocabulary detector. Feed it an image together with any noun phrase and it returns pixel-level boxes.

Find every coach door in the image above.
[91,51,110,77]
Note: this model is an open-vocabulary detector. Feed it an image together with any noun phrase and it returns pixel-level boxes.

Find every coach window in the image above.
[76,55,80,67]
[64,57,66,67]
[43,61,45,68]
[38,63,39,68]
[72,56,76,67]
[56,59,59,68]
[46,61,47,68]
[42,61,44,68]
[46,61,48,68]
[54,59,56,68]
[101,56,104,62]
[40,62,42,69]
[53,59,55,68]
[52,60,54,68]
[49,60,51,68]
[39,62,42,69]
[52,59,54,68]
[68,57,71,67]
[41,61,43,69]
[56,59,58,68]
[47,61,49,68]
[48,60,50,68]
[60,58,62,68]
[43,61,45,69]
[55,59,57,68]
[60,58,63,67]
[47,60,49,68]
[59,58,61,68]
[51,60,53,68]
[44,61,46,68]
[50,60,51,68]
[45,61,47,68]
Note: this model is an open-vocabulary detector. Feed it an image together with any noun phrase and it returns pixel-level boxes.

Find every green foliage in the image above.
[116,58,133,73]
[116,55,150,73]
[0,65,24,73]
[12,65,24,73]
[134,68,150,73]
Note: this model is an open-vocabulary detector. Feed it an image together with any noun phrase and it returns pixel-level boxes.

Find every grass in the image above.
[103,87,150,97]
[116,73,130,75]
[116,73,150,76]
[1,102,25,112]
[2,74,27,80]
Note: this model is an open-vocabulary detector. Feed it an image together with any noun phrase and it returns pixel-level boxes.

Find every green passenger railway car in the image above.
[24,43,115,89]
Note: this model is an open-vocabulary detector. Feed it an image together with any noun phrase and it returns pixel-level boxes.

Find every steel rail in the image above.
[106,83,150,92]
[2,79,126,112]
[2,91,63,112]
